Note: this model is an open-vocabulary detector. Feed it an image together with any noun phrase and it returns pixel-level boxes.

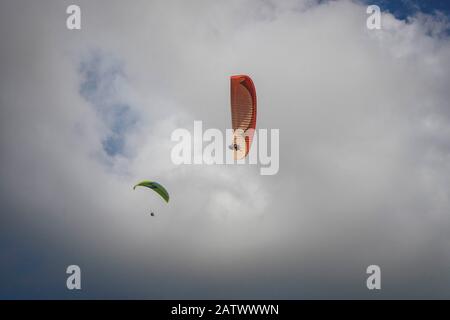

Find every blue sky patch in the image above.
[78,51,138,157]
[362,0,450,20]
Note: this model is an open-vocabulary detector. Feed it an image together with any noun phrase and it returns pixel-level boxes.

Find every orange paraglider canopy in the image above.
[230,75,257,159]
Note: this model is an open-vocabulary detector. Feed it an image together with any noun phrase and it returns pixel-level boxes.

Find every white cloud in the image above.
[1,0,450,298]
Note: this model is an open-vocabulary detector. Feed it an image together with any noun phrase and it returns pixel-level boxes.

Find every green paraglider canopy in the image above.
[133,181,170,203]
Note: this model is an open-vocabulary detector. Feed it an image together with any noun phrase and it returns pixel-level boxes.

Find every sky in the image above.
[1,0,450,299]
[365,0,450,20]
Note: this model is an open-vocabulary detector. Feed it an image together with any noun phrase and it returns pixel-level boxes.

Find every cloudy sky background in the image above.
[1,0,450,298]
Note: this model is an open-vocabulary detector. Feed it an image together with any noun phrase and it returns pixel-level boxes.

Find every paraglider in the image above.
[133,181,169,216]
[228,143,240,151]
[230,75,257,159]
[133,181,169,202]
